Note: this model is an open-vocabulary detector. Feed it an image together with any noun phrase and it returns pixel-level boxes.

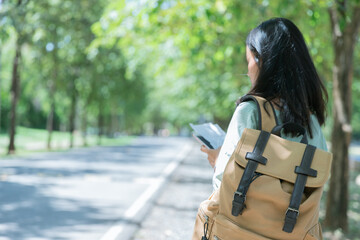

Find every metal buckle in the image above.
[233,191,245,201]
[286,207,299,217]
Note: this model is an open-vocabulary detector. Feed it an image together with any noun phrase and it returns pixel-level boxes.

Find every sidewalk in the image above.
[131,141,214,240]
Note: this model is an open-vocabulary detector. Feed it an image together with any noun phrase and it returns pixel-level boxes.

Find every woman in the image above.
[201,18,328,191]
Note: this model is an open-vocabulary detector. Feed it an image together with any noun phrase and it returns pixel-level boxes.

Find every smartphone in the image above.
[192,133,214,149]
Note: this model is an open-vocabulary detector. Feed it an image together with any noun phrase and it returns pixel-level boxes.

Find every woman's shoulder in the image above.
[236,100,258,112]
[234,100,259,129]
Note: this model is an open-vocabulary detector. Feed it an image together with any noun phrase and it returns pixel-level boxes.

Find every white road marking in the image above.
[99,142,192,240]
[99,226,123,240]
[123,178,163,219]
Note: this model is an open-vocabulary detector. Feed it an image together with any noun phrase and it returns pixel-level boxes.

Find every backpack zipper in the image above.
[199,207,210,240]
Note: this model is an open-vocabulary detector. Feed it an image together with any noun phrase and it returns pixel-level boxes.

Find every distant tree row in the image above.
[0,0,149,153]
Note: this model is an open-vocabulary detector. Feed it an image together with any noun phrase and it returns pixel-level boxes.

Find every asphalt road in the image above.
[0,136,193,240]
[131,137,214,240]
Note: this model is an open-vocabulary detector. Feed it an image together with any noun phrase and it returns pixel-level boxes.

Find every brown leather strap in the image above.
[232,131,271,216]
[240,95,279,132]
[283,144,318,233]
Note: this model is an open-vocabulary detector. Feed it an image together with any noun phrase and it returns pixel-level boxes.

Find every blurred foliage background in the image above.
[0,0,359,142]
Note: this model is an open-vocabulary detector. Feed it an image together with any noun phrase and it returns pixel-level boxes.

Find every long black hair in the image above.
[245,18,328,137]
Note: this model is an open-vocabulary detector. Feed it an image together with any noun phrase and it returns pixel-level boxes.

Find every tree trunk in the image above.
[81,106,88,147]
[97,103,104,145]
[46,77,57,149]
[46,47,58,150]
[106,113,112,137]
[69,78,77,148]
[8,38,21,155]
[46,88,55,150]
[112,113,119,136]
[324,4,360,232]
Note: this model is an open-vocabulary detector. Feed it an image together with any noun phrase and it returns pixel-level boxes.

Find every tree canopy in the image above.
[1,0,359,137]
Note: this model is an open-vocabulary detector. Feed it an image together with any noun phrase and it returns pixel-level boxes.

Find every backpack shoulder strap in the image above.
[240,95,279,132]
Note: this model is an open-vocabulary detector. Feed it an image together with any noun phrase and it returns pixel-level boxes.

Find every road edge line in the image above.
[99,140,194,240]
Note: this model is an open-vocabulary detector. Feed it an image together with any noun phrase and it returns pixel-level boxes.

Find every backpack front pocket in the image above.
[211,214,269,240]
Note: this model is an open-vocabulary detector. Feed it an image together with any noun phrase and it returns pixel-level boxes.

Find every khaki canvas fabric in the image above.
[192,96,332,240]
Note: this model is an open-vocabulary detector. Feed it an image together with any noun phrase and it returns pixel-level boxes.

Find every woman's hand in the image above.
[200,145,221,168]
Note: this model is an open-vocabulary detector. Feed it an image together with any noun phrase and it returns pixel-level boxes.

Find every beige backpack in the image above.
[192,95,332,240]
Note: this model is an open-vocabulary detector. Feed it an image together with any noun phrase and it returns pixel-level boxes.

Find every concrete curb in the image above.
[99,141,194,240]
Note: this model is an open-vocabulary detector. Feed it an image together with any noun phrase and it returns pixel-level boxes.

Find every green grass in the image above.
[0,126,135,156]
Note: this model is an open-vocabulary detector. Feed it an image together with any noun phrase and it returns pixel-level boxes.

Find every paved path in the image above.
[131,140,214,240]
[0,137,193,240]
